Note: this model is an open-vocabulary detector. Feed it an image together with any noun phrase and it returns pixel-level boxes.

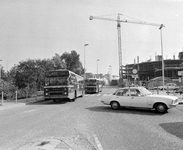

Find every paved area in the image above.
[18,136,98,150]
[0,101,26,111]
[18,137,73,150]
[0,96,44,111]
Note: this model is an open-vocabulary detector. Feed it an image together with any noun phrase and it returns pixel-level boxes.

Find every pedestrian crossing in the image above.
[84,93,113,97]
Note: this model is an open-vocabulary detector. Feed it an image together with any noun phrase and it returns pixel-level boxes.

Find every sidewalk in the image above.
[0,101,26,111]
[0,96,44,111]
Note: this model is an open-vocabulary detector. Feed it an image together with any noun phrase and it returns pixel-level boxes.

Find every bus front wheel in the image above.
[71,91,77,102]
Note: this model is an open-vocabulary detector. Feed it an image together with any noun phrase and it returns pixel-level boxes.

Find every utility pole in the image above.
[159,24,165,90]
[84,44,89,79]
[0,59,2,80]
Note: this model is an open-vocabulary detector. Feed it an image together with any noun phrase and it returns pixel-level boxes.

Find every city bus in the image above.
[84,78,103,94]
[44,69,84,102]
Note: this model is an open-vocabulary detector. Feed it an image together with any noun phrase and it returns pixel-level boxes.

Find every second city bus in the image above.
[84,78,103,94]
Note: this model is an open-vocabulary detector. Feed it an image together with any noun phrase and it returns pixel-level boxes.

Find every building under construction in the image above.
[124,51,183,86]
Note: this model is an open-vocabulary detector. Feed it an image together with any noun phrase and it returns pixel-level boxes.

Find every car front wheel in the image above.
[111,101,120,110]
[155,103,167,113]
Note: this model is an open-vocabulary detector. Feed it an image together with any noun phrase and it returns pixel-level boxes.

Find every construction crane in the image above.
[89,13,165,87]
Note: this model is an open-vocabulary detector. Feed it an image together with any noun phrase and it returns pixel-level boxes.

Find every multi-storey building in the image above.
[124,52,183,86]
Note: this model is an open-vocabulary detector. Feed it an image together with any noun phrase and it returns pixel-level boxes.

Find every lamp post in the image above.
[84,44,89,78]
[97,59,100,77]
[109,65,112,81]
[159,24,164,90]
[0,59,2,80]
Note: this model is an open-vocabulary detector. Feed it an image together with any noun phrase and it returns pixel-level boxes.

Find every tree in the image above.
[6,50,84,98]
[52,53,66,69]
[61,50,84,75]
[12,59,55,90]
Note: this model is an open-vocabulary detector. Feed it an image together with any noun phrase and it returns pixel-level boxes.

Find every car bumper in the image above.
[169,103,179,108]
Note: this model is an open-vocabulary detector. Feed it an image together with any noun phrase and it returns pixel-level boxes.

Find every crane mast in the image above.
[117,14,123,86]
[90,14,164,87]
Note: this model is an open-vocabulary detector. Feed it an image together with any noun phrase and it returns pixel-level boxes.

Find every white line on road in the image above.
[93,134,103,150]
[20,109,36,114]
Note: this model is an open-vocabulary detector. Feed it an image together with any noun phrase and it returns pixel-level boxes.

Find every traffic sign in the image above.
[132,69,138,74]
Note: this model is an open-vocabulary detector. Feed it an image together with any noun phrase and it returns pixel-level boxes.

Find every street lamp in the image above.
[84,44,89,78]
[159,24,165,90]
[109,65,112,81]
[0,59,2,80]
[97,59,100,77]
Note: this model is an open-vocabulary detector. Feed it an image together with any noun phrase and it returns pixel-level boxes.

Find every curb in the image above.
[25,96,44,104]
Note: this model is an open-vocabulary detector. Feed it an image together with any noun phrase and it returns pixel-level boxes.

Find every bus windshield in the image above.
[85,79,97,85]
[45,77,68,86]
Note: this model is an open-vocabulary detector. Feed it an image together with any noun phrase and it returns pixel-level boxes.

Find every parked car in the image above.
[158,83,178,90]
[101,86,179,113]
[174,86,183,94]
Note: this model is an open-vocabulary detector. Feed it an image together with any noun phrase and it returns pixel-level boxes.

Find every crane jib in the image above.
[89,15,165,28]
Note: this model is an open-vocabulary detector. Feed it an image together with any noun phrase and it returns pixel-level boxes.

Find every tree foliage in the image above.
[6,50,84,96]
[61,50,84,75]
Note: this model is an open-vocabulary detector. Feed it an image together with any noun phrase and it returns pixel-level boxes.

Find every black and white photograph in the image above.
[1,0,183,150]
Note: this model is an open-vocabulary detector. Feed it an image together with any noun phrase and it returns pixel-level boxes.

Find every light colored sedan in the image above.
[158,83,178,90]
[101,86,179,113]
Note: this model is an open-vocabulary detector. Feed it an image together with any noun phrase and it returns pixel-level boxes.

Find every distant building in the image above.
[124,51,183,86]
[85,72,95,79]
[155,55,162,61]
[94,73,103,79]
[178,51,183,60]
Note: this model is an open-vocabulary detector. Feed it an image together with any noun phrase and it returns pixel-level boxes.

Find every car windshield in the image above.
[140,87,152,95]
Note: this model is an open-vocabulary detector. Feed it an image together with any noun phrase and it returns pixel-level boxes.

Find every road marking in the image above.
[93,134,103,150]
[21,109,36,114]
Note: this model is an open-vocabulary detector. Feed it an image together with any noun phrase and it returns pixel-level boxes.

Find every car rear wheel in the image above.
[155,103,167,113]
[111,101,120,110]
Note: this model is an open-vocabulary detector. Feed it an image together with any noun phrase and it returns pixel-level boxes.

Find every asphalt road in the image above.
[0,86,183,150]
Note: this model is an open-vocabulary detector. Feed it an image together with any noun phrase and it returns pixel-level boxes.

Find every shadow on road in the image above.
[26,98,71,105]
[86,106,166,116]
[160,122,183,140]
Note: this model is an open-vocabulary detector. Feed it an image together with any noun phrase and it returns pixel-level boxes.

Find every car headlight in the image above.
[171,99,178,104]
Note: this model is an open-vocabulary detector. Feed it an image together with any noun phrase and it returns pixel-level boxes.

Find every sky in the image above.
[0,0,183,75]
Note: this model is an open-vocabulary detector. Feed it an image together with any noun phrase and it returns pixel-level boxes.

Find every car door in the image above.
[129,88,148,108]
[115,89,131,107]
